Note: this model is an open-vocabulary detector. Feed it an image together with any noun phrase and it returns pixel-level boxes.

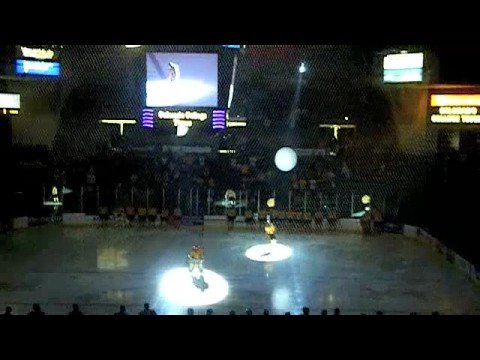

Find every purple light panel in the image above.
[142,108,155,129]
[212,109,226,131]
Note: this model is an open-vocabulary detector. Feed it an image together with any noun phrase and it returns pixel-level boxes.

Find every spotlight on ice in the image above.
[245,243,293,262]
[159,267,229,307]
[275,147,298,172]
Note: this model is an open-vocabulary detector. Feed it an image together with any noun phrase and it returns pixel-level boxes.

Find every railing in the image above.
[42,183,399,220]
[8,181,400,223]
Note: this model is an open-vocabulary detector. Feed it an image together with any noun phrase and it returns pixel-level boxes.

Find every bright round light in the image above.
[361,195,371,205]
[267,198,275,208]
[159,267,229,307]
[245,243,293,262]
[275,147,298,172]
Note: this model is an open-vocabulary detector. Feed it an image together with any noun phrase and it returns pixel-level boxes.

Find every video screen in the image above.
[16,60,61,77]
[146,53,218,108]
[383,52,424,83]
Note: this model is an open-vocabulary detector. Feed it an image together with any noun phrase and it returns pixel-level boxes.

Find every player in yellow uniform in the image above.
[264,215,277,244]
[188,245,204,273]
[52,186,59,204]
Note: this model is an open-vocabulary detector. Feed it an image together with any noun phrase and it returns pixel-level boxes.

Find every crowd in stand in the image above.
[0,304,443,316]
[51,133,359,199]
[13,129,412,225]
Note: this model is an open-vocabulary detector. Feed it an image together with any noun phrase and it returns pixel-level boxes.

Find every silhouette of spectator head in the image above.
[245,308,253,315]
[410,312,417,316]
[5,306,12,315]
[144,303,150,311]
[187,308,194,315]
[206,309,213,315]
[229,310,236,315]
[115,305,127,315]
[284,312,291,316]
[30,303,44,315]
[263,309,270,315]
[72,304,81,312]
[432,311,440,316]
[321,309,328,316]
[302,307,310,315]
[334,308,341,316]
[376,311,384,315]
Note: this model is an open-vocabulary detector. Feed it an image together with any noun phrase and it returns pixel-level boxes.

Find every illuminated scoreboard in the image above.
[430,95,480,125]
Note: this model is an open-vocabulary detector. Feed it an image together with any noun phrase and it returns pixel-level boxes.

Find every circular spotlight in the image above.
[275,147,298,172]
[159,268,229,307]
[245,243,293,262]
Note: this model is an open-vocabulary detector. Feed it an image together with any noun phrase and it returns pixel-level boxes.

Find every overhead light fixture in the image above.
[299,62,306,74]
[218,149,236,154]
[125,45,142,48]
[176,124,189,137]
[100,119,137,135]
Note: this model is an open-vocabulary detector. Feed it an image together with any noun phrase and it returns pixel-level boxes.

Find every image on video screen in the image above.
[146,52,218,108]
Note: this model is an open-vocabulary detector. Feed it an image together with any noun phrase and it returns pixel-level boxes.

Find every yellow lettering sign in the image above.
[431,114,480,124]
[158,111,208,121]
[462,115,480,124]
[21,47,55,60]
[431,115,461,123]
[173,119,193,127]
[439,107,478,115]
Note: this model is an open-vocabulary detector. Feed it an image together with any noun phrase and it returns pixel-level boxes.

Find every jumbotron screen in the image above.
[146,53,218,108]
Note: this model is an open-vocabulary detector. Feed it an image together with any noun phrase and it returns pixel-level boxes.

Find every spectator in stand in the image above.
[334,308,341,316]
[139,303,157,315]
[187,308,194,316]
[173,207,182,229]
[245,308,253,315]
[321,309,328,316]
[299,179,307,190]
[372,207,384,235]
[69,304,83,315]
[226,206,237,231]
[263,309,270,315]
[302,307,310,315]
[114,305,128,315]
[341,161,351,179]
[206,309,213,315]
[360,211,372,235]
[327,209,338,230]
[29,303,45,316]
[2,306,13,316]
